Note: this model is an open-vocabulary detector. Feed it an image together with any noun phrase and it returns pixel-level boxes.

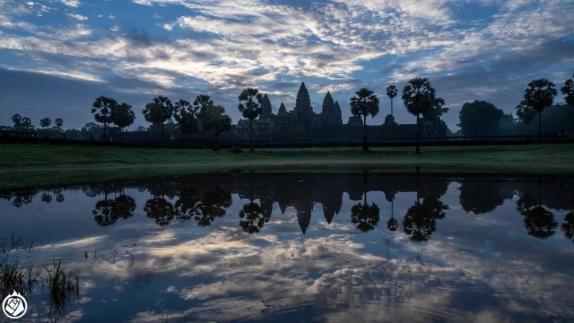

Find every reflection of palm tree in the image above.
[41,193,53,203]
[403,197,448,243]
[194,189,232,226]
[112,195,136,219]
[174,187,201,221]
[520,205,557,239]
[351,187,380,232]
[239,200,269,234]
[516,177,557,239]
[94,193,136,226]
[562,212,574,243]
[387,199,398,232]
[145,197,175,226]
[93,198,114,226]
[55,192,65,203]
[12,192,33,207]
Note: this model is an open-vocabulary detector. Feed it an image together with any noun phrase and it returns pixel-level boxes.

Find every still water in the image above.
[1,172,574,322]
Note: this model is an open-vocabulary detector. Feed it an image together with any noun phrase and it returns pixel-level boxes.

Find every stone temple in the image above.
[235,82,448,143]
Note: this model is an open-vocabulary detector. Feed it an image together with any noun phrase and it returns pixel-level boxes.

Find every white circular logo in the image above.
[2,291,27,320]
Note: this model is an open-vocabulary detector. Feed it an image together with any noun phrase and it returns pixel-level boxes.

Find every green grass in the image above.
[1,143,573,189]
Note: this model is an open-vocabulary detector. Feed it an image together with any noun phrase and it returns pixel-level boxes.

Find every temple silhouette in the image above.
[235,82,447,142]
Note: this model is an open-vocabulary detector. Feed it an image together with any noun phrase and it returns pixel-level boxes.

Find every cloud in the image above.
[0,0,573,128]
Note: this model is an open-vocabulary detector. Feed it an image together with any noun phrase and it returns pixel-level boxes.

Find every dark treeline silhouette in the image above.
[3,74,573,150]
[3,173,574,242]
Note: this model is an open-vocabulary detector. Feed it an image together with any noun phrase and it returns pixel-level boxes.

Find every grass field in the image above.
[1,143,573,189]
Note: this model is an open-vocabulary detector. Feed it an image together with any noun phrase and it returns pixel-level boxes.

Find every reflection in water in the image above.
[563,212,574,243]
[403,197,448,243]
[516,178,558,239]
[1,173,574,321]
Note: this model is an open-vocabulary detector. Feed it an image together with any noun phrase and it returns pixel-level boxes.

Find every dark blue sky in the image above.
[0,0,573,129]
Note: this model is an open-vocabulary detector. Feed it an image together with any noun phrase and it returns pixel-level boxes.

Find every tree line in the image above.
[5,73,573,152]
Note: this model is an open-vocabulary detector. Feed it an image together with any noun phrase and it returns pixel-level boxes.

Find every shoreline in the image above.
[1,143,573,189]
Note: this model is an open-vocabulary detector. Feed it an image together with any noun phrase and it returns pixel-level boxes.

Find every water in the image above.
[1,172,574,322]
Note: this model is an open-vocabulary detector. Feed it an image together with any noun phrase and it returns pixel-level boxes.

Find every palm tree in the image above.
[350,88,380,151]
[174,99,199,146]
[521,79,557,142]
[238,88,263,152]
[54,118,64,130]
[40,118,52,129]
[11,114,22,129]
[111,103,135,133]
[92,96,117,140]
[562,73,574,107]
[193,95,215,142]
[200,105,232,150]
[386,85,398,117]
[143,96,174,138]
[402,78,437,154]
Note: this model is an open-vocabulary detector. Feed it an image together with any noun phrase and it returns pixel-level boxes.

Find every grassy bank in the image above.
[1,143,573,189]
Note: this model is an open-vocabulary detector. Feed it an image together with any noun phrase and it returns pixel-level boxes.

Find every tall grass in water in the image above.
[46,260,79,314]
[0,234,37,297]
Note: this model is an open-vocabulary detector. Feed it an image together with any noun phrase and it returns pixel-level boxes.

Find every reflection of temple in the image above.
[234,82,447,142]
[3,174,574,242]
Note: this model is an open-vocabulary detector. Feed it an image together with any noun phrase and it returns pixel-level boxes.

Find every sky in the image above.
[0,0,573,130]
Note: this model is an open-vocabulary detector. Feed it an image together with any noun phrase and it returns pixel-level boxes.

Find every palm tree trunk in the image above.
[416,166,420,203]
[538,111,542,143]
[249,119,254,152]
[362,115,368,152]
[215,131,220,151]
[416,114,421,154]
[391,99,394,117]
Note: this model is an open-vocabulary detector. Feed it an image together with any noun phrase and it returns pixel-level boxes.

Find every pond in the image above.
[1,172,574,322]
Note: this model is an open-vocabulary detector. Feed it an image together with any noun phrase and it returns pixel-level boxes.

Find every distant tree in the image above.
[386,84,398,117]
[143,96,174,137]
[111,103,135,133]
[174,99,199,145]
[516,101,538,124]
[192,95,214,139]
[11,114,22,128]
[20,117,33,131]
[54,118,63,133]
[421,98,449,137]
[238,87,263,152]
[458,100,504,137]
[11,114,32,131]
[92,96,117,140]
[562,74,574,107]
[40,118,52,129]
[193,95,214,112]
[260,94,273,120]
[200,105,231,150]
[12,115,33,131]
[350,88,380,151]
[520,79,557,142]
[497,114,517,136]
[402,78,439,154]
